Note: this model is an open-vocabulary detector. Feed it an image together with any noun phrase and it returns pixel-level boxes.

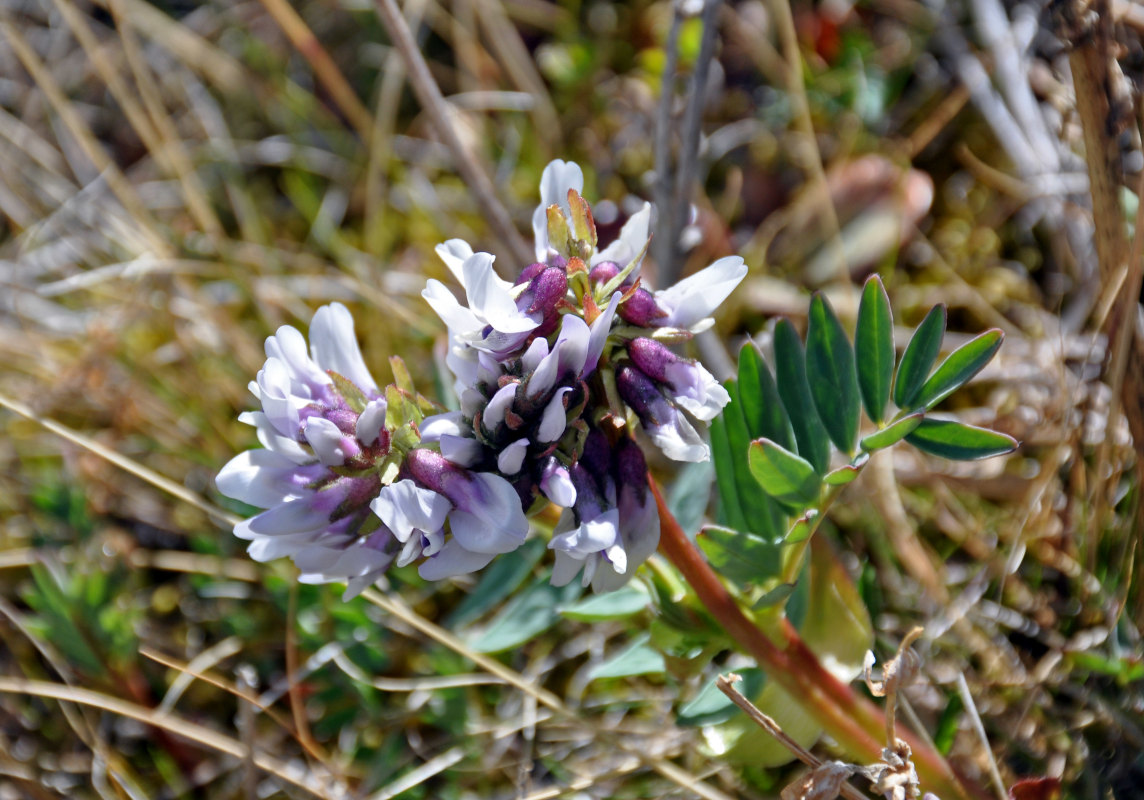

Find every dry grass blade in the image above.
[361,589,737,800]
[0,392,241,528]
[0,16,167,256]
[0,677,347,799]
[715,674,872,800]
[372,0,534,266]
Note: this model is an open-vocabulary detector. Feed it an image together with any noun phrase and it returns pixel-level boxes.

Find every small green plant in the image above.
[707,275,1016,601]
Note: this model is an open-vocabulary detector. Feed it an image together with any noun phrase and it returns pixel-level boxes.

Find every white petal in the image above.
[239,496,333,538]
[666,361,730,422]
[435,238,476,283]
[418,539,496,580]
[303,417,348,466]
[216,450,320,508]
[356,399,387,445]
[423,279,482,333]
[648,416,710,462]
[583,292,621,378]
[482,383,518,430]
[420,411,465,442]
[239,411,313,464]
[497,438,529,475]
[532,160,584,260]
[370,479,451,541]
[265,325,328,390]
[440,434,484,467]
[462,252,535,333]
[521,336,549,373]
[549,509,620,557]
[552,313,591,381]
[550,549,583,587]
[540,461,577,507]
[309,303,378,393]
[654,256,748,330]
[447,473,528,553]
[591,202,651,273]
[537,387,572,442]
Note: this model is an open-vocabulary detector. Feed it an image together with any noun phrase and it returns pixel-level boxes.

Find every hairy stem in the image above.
[650,478,986,800]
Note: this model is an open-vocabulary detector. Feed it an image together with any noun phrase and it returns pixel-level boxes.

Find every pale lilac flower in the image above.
[531,159,652,272]
[217,303,398,598]
[550,431,659,592]
[628,337,730,422]
[616,364,709,462]
[653,255,748,333]
[422,248,541,357]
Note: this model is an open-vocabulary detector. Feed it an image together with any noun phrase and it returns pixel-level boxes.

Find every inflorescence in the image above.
[218,161,747,597]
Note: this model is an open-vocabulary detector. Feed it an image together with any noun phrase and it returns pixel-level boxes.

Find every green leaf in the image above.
[697,525,781,588]
[747,439,821,506]
[752,583,796,609]
[806,293,860,454]
[893,305,946,408]
[774,319,831,474]
[667,459,714,539]
[824,453,869,485]
[561,585,649,621]
[910,329,1004,411]
[722,382,786,542]
[855,276,894,423]
[677,668,766,727]
[469,573,581,653]
[785,509,818,543]
[447,538,546,628]
[859,413,924,451]
[588,634,666,680]
[905,418,1018,461]
[710,414,748,532]
[737,342,795,452]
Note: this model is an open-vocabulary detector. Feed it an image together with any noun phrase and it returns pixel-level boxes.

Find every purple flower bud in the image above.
[581,428,612,478]
[404,447,460,496]
[615,365,667,425]
[613,436,649,498]
[524,266,568,317]
[626,337,678,384]
[516,262,548,286]
[589,261,621,285]
[619,287,667,327]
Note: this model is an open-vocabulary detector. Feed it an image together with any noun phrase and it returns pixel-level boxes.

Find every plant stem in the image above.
[372,0,534,268]
[650,478,987,800]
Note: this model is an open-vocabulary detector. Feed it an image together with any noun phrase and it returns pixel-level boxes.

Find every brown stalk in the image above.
[649,478,988,800]
[373,0,535,268]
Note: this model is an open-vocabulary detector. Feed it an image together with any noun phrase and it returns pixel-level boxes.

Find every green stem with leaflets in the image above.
[650,477,987,800]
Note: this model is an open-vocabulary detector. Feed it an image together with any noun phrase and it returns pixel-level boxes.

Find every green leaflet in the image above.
[910,329,1004,411]
[748,438,821,506]
[805,293,860,454]
[905,418,1018,461]
[859,413,924,451]
[774,319,832,474]
[894,304,946,409]
[855,276,894,424]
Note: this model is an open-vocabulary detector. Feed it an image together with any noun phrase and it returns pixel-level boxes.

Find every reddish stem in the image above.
[650,478,987,800]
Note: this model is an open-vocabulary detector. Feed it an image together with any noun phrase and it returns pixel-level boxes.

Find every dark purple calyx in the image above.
[627,337,679,384]
[589,261,621,285]
[616,365,667,425]
[618,287,667,327]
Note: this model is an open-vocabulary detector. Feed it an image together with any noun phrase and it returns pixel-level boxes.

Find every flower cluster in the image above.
[218,160,746,598]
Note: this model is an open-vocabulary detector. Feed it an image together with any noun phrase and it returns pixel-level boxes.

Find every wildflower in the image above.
[549,430,659,591]
[217,303,398,597]
[217,303,531,595]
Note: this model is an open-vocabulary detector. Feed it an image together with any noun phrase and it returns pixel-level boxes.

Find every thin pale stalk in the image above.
[649,478,985,800]
[373,0,535,268]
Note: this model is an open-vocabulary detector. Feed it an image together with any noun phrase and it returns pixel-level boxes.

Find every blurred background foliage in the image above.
[0,0,1142,797]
